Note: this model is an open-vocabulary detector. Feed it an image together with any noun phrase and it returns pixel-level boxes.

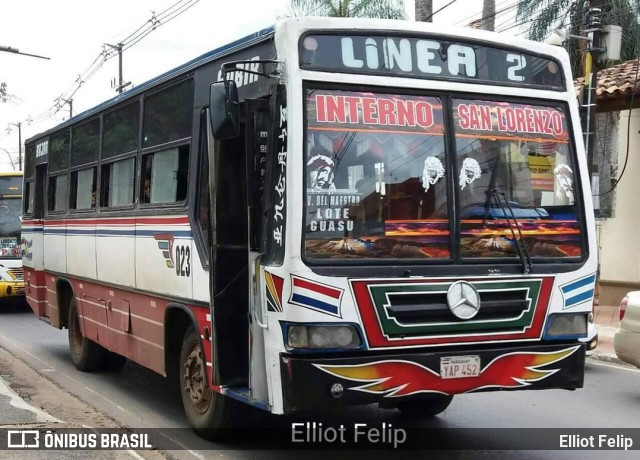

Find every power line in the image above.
[12,0,200,128]
[498,0,621,36]
[454,0,516,26]
[426,0,460,21]
[465,0,521,29]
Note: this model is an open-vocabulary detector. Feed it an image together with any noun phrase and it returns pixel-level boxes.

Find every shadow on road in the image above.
[0,297,30,313]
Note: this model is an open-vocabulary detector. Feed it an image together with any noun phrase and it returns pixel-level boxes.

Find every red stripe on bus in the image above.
[41,216,190,226]
[293,277,341,299]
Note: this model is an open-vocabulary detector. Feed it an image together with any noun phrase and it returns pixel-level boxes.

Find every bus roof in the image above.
[26,25,275,144]
[26,17,572,145]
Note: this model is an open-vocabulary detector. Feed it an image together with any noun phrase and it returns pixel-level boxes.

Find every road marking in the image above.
[126,449,147,460]
[0,331,54,368]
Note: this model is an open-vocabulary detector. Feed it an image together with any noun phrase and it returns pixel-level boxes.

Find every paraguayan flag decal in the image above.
[559,273,596,310]
[289,275,344,318]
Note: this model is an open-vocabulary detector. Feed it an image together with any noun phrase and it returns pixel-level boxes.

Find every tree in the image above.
[415,0,433,22]
[516,0,640,75]
[0,82,20,105]
[482,0,496,31]
[290,0,406,19]
[0,82,8,103]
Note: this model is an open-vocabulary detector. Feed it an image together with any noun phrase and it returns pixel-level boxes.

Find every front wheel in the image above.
[68,297,106,371]
[397,394,453,418]
[180,326,234,440]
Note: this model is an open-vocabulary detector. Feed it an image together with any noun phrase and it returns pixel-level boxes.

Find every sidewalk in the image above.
[590,303,623,365]
[0,344,165,459]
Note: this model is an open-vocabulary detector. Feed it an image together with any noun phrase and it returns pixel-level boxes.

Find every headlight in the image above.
[544,313,588,339]
[287,325,362,350]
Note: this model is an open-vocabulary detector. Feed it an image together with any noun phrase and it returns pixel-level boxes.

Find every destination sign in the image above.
[453,99,568,142]
[300,34,564,89]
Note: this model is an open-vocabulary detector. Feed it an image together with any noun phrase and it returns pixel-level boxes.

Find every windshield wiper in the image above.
[480,153,532,274]
[486,189,533,274]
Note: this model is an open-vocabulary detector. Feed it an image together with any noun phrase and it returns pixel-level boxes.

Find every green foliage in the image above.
[517,0,640,75]
[290,0,406,19]
[519,0,572,43]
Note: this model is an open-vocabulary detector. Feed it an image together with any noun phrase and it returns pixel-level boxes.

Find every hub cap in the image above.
[183,345,211,414]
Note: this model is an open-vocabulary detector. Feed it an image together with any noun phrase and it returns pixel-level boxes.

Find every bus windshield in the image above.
[303,88,584,261]
[0,198,22,258]
[0,176,22,195]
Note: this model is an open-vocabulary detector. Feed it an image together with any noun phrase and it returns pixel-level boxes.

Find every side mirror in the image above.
[209,80,239,139]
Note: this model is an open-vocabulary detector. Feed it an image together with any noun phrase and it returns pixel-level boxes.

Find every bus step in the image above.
[223,386,270,411]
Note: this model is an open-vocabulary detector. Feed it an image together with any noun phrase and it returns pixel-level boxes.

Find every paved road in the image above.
[0,301,639,460]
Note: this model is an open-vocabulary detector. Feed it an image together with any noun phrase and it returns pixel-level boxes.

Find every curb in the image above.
[587,351,632,368]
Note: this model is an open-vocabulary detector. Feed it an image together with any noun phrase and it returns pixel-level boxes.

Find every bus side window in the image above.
[196,140,209,247]
[140,146,189,204]
[24,182,34,214]
[101,158,135,207]
[70,167,97,210]
[48,174,68,212]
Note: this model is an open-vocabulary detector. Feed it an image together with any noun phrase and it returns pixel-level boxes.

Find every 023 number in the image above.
[175,245,191,277]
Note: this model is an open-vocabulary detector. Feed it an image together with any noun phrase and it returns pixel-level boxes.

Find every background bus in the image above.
[0,171,25,300]
[22,18,596,439]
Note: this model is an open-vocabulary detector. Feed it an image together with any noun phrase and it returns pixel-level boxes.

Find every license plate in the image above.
[440,355,481,379]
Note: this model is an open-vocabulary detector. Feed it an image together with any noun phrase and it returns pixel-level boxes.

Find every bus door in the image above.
[210,108,250,388]
[208,83,275,406]
[245,98,270,403]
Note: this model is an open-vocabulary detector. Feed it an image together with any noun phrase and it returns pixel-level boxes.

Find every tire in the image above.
[397,394,454,418]
[180,326,234,440]
[68,297,106,371]
[103,351,127,371]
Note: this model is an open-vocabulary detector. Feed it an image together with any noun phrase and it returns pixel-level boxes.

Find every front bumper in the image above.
[0,281,25,298]
[280,343,585,413]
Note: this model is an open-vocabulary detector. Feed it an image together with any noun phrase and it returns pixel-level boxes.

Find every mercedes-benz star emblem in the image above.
[446,281,481,320]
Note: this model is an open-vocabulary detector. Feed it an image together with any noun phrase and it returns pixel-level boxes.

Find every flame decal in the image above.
[314,346,580,396]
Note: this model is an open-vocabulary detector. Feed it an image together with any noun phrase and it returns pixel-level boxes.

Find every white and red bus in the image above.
[0,171,25,300]
[22,18,596,438]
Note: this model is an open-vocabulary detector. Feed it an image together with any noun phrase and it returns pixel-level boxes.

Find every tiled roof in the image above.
[575,59,640,100]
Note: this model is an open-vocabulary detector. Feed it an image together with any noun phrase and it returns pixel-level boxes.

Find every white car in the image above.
[614,291,640,367]
[582,312,598,355]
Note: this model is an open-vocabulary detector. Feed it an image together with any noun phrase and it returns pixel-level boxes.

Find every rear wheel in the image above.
[180,326,234,440]
[68,297,106,371]
[397,394,453,418]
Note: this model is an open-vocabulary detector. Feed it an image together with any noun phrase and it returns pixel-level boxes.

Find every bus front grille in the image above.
[386,290,529,324]
[7,268,24,281]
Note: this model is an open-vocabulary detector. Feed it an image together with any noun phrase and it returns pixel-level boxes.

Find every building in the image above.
[576,59,640,305]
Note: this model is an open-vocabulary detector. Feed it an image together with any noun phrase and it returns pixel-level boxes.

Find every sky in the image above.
[0,0,512,171]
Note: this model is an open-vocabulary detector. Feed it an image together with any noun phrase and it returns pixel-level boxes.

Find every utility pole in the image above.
[104,43,131,94]
[582,3,603,180]
[8,122,22,171]
[61,98,73,118]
